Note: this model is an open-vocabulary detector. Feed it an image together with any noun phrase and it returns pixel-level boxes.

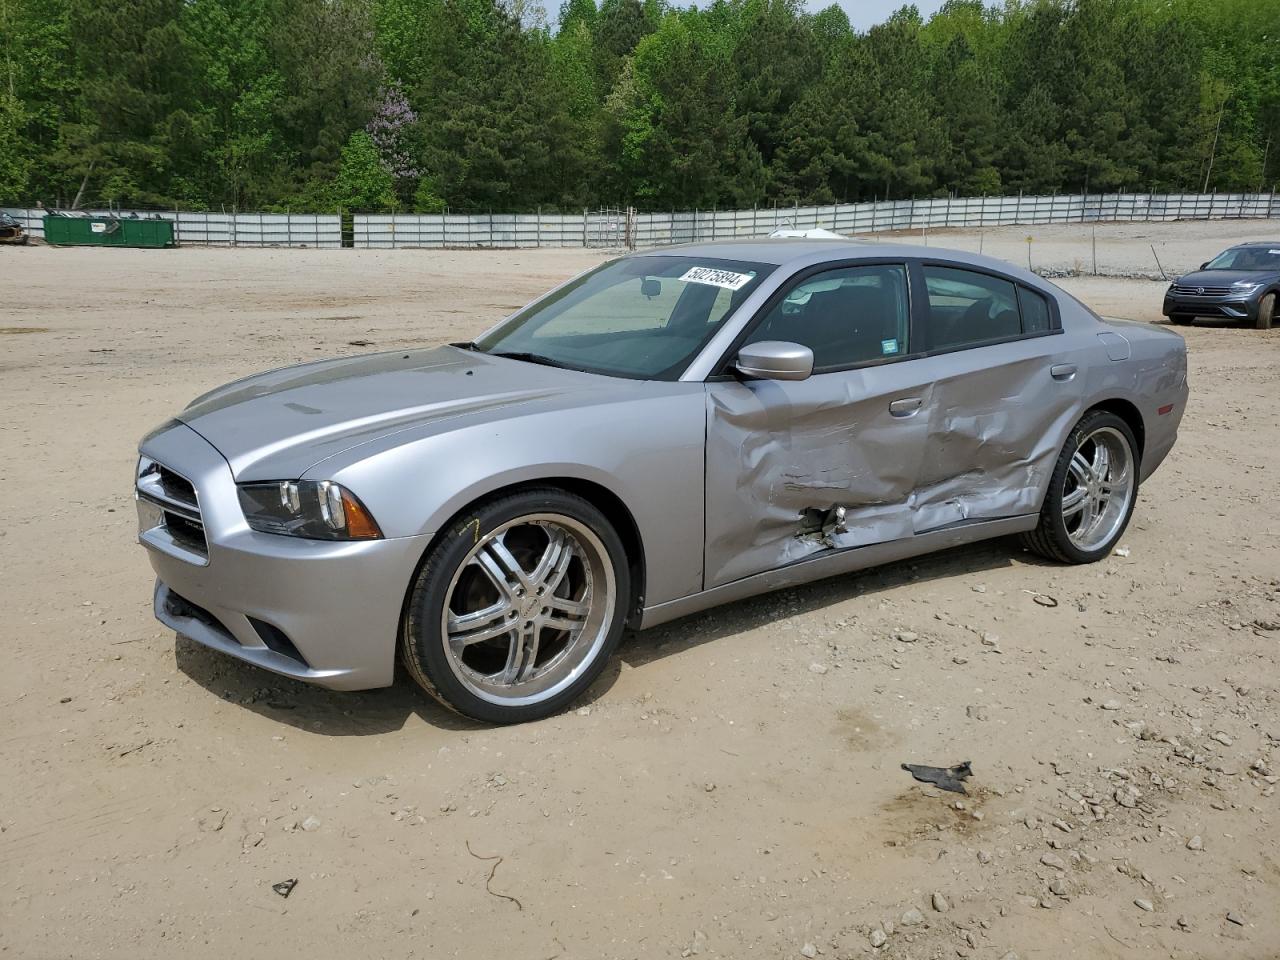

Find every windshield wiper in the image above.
[488,350,576,370]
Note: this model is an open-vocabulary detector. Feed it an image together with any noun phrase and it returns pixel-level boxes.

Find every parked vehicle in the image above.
[0,212,27,245]
[1162,242,1280,329]
[136,240,1188,723]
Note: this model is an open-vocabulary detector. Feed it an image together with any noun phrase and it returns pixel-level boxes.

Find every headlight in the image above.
[237,481,382,540]
[1232,280,1262,291]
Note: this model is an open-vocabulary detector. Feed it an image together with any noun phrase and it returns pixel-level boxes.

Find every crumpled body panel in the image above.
[704,334,1093,589]
[908,350,1083,532]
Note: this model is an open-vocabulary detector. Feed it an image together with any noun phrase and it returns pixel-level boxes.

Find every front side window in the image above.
[475,255,773,380]
[743,264,910,370]
[923,266,1024,350]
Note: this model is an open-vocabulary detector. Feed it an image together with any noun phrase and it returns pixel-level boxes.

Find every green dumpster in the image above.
[43,214,175,248]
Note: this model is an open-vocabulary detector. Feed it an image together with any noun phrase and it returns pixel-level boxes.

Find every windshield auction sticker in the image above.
[679,266,754,290]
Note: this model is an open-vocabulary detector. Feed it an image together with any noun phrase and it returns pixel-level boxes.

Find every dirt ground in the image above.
[2,220,1279,960]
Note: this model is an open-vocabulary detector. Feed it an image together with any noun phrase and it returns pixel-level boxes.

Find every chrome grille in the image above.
[1172,283,1233,296]
[136,457,208,560]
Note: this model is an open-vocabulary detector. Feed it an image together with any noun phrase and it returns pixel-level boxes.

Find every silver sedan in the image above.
[136,240,1188,723]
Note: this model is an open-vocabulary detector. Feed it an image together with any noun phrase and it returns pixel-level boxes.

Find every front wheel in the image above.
[401,488,629,724]
[1257,293,1275,331]
[1022,410,1139,564]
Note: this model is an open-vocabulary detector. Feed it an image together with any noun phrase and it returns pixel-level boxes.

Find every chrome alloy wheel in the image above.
[1060,425,1135,552]
[439,513,615,707]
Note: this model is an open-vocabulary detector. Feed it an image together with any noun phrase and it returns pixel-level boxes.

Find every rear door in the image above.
[703,261,935,588]
[903,261,1086,531]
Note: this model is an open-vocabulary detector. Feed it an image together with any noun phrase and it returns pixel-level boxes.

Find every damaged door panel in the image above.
[704,367,935,588]
[906,343,1086,533]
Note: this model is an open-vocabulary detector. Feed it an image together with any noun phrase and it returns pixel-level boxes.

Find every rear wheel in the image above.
[1023,410,1139,564]
[401,488,629,724]
[1257,293,1276,330]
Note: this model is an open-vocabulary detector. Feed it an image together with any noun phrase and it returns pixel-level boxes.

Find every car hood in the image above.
[177,345,602,480]
[1173,268,1278,287]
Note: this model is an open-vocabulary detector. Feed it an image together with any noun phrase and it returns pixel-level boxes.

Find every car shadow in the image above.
[174,637,485,735]
[172,535,1049,735]
[617,535,1040,671]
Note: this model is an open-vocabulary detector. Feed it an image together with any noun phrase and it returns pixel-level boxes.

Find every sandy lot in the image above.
[2,221,1279,960]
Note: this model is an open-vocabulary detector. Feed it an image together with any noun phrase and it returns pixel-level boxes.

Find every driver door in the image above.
[703,262,934,588]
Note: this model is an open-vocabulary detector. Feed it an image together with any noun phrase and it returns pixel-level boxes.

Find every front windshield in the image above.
[1204,246,1280,271]
[474,255,774,380]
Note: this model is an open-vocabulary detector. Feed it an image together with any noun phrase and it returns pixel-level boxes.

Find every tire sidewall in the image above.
[1041,412,1140,564]
[405,489,630,724]
[1258,293,1275,330]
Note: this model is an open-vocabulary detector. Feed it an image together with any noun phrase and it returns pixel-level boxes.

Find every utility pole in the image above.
[1203,97,1226,194]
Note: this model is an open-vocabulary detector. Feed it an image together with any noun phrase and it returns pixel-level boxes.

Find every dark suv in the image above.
[1163,242,1280,330]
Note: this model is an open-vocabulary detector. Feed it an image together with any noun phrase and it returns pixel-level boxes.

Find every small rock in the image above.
[1210,731,1233,746]
[1101,699,1122,711]
[1052,818,1072,832]
[271,878,298,898]
[1048,877,1068,897]
[1040,852,1067,871]
[688,930,707,955]
[703,782,716,793]
[1114,546,1130,557]
[931,892,949,913]
[1177,916,1189,928]
[894,630,919,643]
[869,929,887,949]
[900,907,925,927]
[952,656,969,665]
[576,706,591,717]
[1186,835,1203,851]
[981,633,999,646]
[300,816,321,832]
[999,953,1019,960]
[1134,898,1154,912]
[966,705,989,721]
[808,662,828,675]
[800,943,817,959]
[59,696,72,704]
[977,850,993,864]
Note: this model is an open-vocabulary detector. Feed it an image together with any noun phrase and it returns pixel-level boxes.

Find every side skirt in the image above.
[637,514,1039,630]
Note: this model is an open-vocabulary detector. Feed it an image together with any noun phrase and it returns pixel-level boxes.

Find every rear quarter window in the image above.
[1018,286,1053,333]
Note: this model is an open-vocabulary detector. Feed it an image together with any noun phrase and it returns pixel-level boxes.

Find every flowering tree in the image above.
[366,82,420,204]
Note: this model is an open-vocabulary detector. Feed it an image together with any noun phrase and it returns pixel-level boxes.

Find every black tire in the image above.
[1257,293,1275,331]
[401,487,629,724]
[1022,410,1140,565]
[1168,314,1194,326]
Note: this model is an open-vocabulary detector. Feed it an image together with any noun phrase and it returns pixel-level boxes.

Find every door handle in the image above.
[1050,363,1077,381]
[889,397,923,417]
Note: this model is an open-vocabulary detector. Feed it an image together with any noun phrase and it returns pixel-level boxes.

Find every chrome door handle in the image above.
[1050,363,1077,381]
[889,397,923,417]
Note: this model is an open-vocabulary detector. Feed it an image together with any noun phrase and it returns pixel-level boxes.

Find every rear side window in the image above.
[923,266,1021,350]
[1018,286,1052,333]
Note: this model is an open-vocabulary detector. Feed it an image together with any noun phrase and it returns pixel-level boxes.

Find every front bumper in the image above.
[138,421,432,690]
[1162,292,1257,321]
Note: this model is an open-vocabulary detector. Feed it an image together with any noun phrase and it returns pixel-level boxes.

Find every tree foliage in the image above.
[1,0,1277,210]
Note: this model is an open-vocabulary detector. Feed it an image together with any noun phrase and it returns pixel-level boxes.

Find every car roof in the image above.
[1230,241,1280,247]
[630,238,1043,280]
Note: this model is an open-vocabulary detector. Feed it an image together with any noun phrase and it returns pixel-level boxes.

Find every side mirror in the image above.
[736,341,813,381]
[640,277,662,298]
[1200,262,1209,270]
